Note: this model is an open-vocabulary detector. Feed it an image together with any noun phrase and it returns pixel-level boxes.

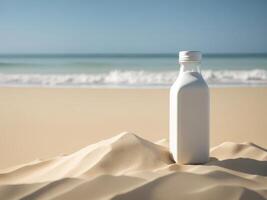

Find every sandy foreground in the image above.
[0,87,267,199]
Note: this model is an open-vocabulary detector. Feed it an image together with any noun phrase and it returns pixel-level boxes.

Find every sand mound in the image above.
[0,132,171,184]
[0,132,266,200]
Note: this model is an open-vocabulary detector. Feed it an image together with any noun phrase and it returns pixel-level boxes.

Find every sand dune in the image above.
[0,132,266,200]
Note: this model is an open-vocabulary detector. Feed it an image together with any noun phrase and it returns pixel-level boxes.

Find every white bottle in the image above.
[169,51,209,164]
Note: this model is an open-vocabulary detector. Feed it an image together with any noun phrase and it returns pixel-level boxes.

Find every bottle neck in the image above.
[179,62,201,73]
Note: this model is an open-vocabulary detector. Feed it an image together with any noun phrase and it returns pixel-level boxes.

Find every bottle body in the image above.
[169,61,209,164]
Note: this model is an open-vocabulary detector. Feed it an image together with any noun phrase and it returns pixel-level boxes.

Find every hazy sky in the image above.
[0,0,266,54]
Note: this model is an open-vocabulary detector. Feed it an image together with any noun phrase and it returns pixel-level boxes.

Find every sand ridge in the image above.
[0,132,266,200]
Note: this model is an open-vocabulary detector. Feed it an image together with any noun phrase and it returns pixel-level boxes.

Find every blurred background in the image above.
[0,0,266,87]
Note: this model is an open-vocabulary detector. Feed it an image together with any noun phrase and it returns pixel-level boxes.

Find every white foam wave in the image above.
[0,69,267,87]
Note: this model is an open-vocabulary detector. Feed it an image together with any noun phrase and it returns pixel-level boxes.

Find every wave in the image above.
[0,69,267,87]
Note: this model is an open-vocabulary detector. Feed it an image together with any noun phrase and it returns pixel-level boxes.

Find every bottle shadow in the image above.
[206,157,267,176]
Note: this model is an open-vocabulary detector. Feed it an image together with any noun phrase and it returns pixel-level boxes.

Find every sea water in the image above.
[0,54,266,87]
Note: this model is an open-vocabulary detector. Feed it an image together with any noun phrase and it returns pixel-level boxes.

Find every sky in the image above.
[0,0,266,54]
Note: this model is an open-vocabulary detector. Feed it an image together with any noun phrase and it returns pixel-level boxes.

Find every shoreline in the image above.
[0,84,267,89]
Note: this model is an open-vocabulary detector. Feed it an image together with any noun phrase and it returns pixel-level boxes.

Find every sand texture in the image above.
[1,87,267,169]
[0,132,266,200]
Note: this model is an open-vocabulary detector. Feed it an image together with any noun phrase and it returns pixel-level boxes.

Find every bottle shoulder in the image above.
[171,72,208,93]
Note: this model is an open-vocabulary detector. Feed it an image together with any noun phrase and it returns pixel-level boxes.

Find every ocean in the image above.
[0,54,267,87]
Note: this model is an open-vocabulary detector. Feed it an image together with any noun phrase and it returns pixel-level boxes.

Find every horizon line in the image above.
[0,52,267,57]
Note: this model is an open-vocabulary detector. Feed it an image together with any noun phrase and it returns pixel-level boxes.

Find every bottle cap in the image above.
[179,51,202,62]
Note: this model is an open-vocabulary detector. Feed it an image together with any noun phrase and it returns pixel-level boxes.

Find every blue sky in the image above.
[0,0,266,54]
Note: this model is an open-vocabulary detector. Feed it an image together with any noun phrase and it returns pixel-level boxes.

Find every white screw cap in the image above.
[179,51,202,62]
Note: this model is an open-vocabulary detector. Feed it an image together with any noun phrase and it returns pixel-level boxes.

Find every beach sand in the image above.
[0,87,267,199]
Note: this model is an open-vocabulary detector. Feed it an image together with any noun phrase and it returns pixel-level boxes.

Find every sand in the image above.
[0,87,267,199]
[0,132,266,200]
[0,87,267,169]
